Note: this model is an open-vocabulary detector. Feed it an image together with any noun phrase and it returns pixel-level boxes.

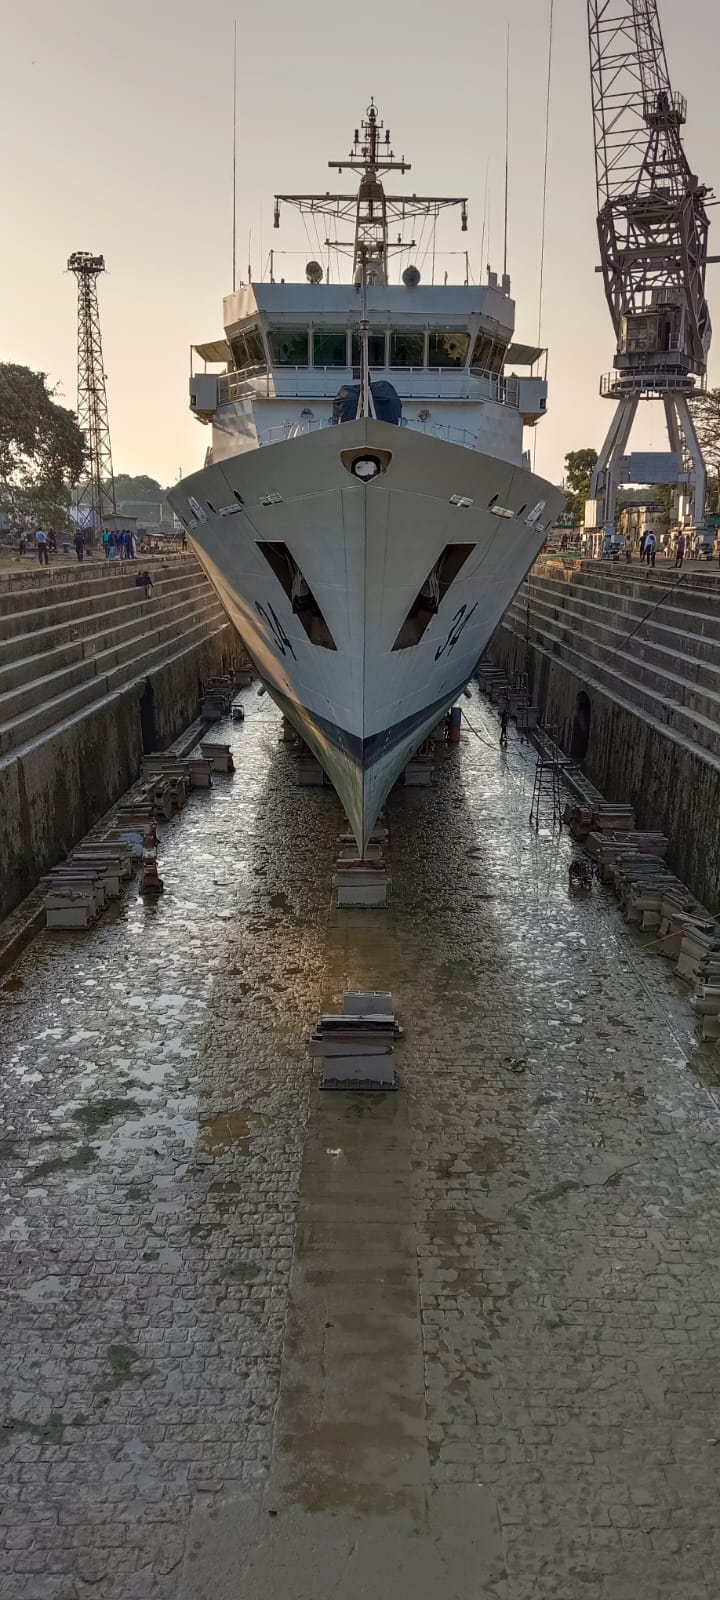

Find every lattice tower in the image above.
[67,252,116,537]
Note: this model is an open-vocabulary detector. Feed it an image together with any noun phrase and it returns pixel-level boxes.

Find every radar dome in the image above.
[305,260,324,284]
[402,265,421,288]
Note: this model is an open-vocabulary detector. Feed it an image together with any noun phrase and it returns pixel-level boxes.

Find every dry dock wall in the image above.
[0,561,242,919]
[490,565,720,912]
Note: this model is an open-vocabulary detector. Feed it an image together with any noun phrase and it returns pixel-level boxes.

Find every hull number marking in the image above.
[434,603,478,661]
[255,600,296,659]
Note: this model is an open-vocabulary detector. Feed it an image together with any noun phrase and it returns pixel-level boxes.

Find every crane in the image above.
[586,0,713,543]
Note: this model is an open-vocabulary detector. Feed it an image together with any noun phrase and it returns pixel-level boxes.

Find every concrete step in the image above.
[519,587,720,695]
[526,572,720,647]
[504,601,720,762]
[0,569,210,646]
[0,593,225,729]
[0,558,194,619]
[0,578,221,691]
[510,591,720,733]
[0,611,231,759]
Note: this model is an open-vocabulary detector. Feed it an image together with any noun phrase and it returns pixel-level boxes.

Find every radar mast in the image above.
[273,101,468,284]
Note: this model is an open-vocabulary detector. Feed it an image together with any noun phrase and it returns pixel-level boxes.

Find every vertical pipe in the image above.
[503,25,510,278]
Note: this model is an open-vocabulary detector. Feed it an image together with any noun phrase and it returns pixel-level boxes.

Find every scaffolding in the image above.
[529,724,565,832]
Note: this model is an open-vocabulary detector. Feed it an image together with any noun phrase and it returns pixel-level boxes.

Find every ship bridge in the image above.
[188,100,549,468]
[190,281,547,464]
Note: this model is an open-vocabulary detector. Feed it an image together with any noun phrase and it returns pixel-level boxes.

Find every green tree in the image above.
[0,363,85,528]
[564,447,598,525]
[114,473,166,505]
[688,388,720,512]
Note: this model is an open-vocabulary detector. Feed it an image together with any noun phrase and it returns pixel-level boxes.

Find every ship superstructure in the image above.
[169,104,564,848]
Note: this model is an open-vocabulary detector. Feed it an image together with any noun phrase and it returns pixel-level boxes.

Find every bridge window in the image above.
[312,330,349,367]
[268,327,310,366]
[229,325,265,371]
[390,330,425,368]
[429,332,469,368]
[471,332,508,374]
[351,330,387,366]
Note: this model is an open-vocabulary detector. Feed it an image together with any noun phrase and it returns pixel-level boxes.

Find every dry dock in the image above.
[1,688,719,1599]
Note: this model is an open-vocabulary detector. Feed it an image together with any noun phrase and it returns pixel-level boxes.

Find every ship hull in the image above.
[169,420,564,849]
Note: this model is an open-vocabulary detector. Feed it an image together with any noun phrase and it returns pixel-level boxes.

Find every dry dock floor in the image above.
[1,689,719,1599]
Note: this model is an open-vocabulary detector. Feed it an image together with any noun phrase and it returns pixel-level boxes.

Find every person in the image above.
[500,708,509,747]
[102,529,111,560]
[74,529,84,563]
[117,529,126,560]
[18,531,27,559]
[638,532,647,561]
[36,527,49,566]
[126,529,137,560]
[674,531,686,569]
[644,530,657,568]
[180,528,188,552]
[135,569,153,597]
[48,530,57,554]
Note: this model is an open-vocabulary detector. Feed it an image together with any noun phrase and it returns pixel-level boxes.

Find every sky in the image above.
[2,0,719,491]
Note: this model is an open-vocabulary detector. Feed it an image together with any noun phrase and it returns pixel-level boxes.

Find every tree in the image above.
[688,388,720,512]
[564,447,598,525]
[114,473,166,505]
[0,363,85,528]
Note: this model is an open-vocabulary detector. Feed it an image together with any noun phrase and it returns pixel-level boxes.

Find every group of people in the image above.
[638,529,689,568]
[20,526,138,565]
[102,528,138,561]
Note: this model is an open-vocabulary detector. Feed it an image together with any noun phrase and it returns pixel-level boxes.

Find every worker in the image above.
[644,530,657,568]
[674,531,686,569]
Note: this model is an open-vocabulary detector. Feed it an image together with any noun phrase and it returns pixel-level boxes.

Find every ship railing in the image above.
[250,365,523,407]
[403,419,480,447]
[257,417,480,449]
[218,366,267,402]
[258,419,330,445]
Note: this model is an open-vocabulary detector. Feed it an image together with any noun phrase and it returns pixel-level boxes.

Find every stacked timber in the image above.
[42,841,134,929]
[677,922,720,984]
[565,802,637,839]
[42,741,227,927]
[656,890,708,960]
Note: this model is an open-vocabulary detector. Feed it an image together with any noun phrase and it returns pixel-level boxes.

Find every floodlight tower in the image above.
[67,252,116,539]
[586,0,713,540]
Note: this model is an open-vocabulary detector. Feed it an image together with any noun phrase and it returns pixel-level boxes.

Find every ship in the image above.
[168,103,565,850]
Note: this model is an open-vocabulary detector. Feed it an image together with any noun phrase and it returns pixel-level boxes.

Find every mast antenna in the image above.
[232,19,238,291]
[503,25,510,278]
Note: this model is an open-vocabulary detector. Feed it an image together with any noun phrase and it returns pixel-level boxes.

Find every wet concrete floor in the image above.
[2,689,720,1597]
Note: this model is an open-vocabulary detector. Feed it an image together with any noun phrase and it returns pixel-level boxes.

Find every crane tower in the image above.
[586,0,713,540]
[67,252,116,539]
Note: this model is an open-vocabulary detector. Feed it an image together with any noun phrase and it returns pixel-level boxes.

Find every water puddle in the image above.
[199,1110,270,1151]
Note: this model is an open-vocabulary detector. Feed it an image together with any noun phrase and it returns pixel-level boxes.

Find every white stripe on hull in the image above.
[169,421,564,849]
